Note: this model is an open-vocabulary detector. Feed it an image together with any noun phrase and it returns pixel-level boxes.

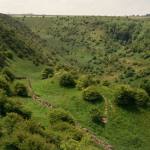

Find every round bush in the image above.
[59,73,76,88]
[42,67,54,79]
[82,87,103,103]
[14,83,28,97]
[49,108,75,125]
[116,85,149,108]
[90,108,102,124]
[0,92,31,118]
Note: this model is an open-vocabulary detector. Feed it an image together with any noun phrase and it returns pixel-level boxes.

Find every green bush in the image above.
[140,79,150,96]
[124,67,135,78]
[90,108,105,124]
[2,68,15,82]
[0,52,7,68]
[14,82,28,97]
[116,85,149,108]
[0,76,11,96]
[0,92,31,118]
[82,87,103,103]
[59,73,76,88]
[3,131,56,150]
[4,51,13,59]
[42,67,54,79]
[77,76,94,90]
[49,108,75,125]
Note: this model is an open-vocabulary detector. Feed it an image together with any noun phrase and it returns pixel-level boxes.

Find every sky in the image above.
[0,0,149,16]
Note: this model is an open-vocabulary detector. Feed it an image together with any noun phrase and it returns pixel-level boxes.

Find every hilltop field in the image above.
[0,14,150,150]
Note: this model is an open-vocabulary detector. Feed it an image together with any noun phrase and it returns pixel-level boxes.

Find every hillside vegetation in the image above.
[19,16,150,85]
[0,14,150,150]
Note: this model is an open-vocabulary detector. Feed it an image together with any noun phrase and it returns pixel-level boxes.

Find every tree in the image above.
[116,85,149,108]
[42,67,54,79]
[0,92,31,118]
[59,73,76,88]
[82,87,103,103]
[14,82,28,97]
[49,108,75,125]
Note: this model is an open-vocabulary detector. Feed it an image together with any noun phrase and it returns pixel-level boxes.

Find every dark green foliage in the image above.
[102,80,110,86]
[90,108,103,124]
[59,73,76,88]
[42,67,54,79]
[83,87,103,103]
[0,52,7,68]
[14,82,28,97]
[116,85,149,108]
[4,51,13,59]
[0,14,51,66]
[0,92,31,118]
[140,79,150,96]
[0,76,11,96]
[49,108,75,125]
[77,76,95,89]
[2,68,15,82]
[124,67,135,78]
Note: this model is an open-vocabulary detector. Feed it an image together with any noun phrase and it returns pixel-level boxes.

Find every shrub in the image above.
[3,131,55,150]
[82,87,103,103]
[124,67,135,78]
[59,73,76,88]
[0,52,7,68]
[60,139,80,150]
[0,92,31,118]
[140,79,150,96]
[49,108,75,125]
[77,76,94,90]
[116,85,149,108]
[102,80,110,86]
[0,76,11,96]
[14,82,28,97]
[2,68,15,82]
[90,108,104,124]
[42,67,54,79]
[4,51,13,59]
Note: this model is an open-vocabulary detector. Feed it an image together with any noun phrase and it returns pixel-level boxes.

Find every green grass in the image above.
[14,68,149,150]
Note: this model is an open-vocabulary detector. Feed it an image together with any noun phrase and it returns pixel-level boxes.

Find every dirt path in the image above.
[102,95,115,123]
[27,78,54,109]
[26,78,113,150]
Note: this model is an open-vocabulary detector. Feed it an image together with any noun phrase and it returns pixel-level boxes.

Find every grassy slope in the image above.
[17,16,150,84]
[9,16,150,150]
[11,60,150,150]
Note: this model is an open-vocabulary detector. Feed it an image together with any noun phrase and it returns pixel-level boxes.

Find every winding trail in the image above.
[26,78,113,150]
[102,95,115,124]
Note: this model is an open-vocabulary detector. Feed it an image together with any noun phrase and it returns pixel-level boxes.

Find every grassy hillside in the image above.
[19,16,150,85]
[0,14,150,150]
[10,63,150,150]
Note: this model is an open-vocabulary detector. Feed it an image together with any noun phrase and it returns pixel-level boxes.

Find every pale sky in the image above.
[0,0,149,16]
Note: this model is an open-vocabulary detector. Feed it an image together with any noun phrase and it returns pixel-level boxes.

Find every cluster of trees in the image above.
[0,92,100,150]
[0,68,28,97]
